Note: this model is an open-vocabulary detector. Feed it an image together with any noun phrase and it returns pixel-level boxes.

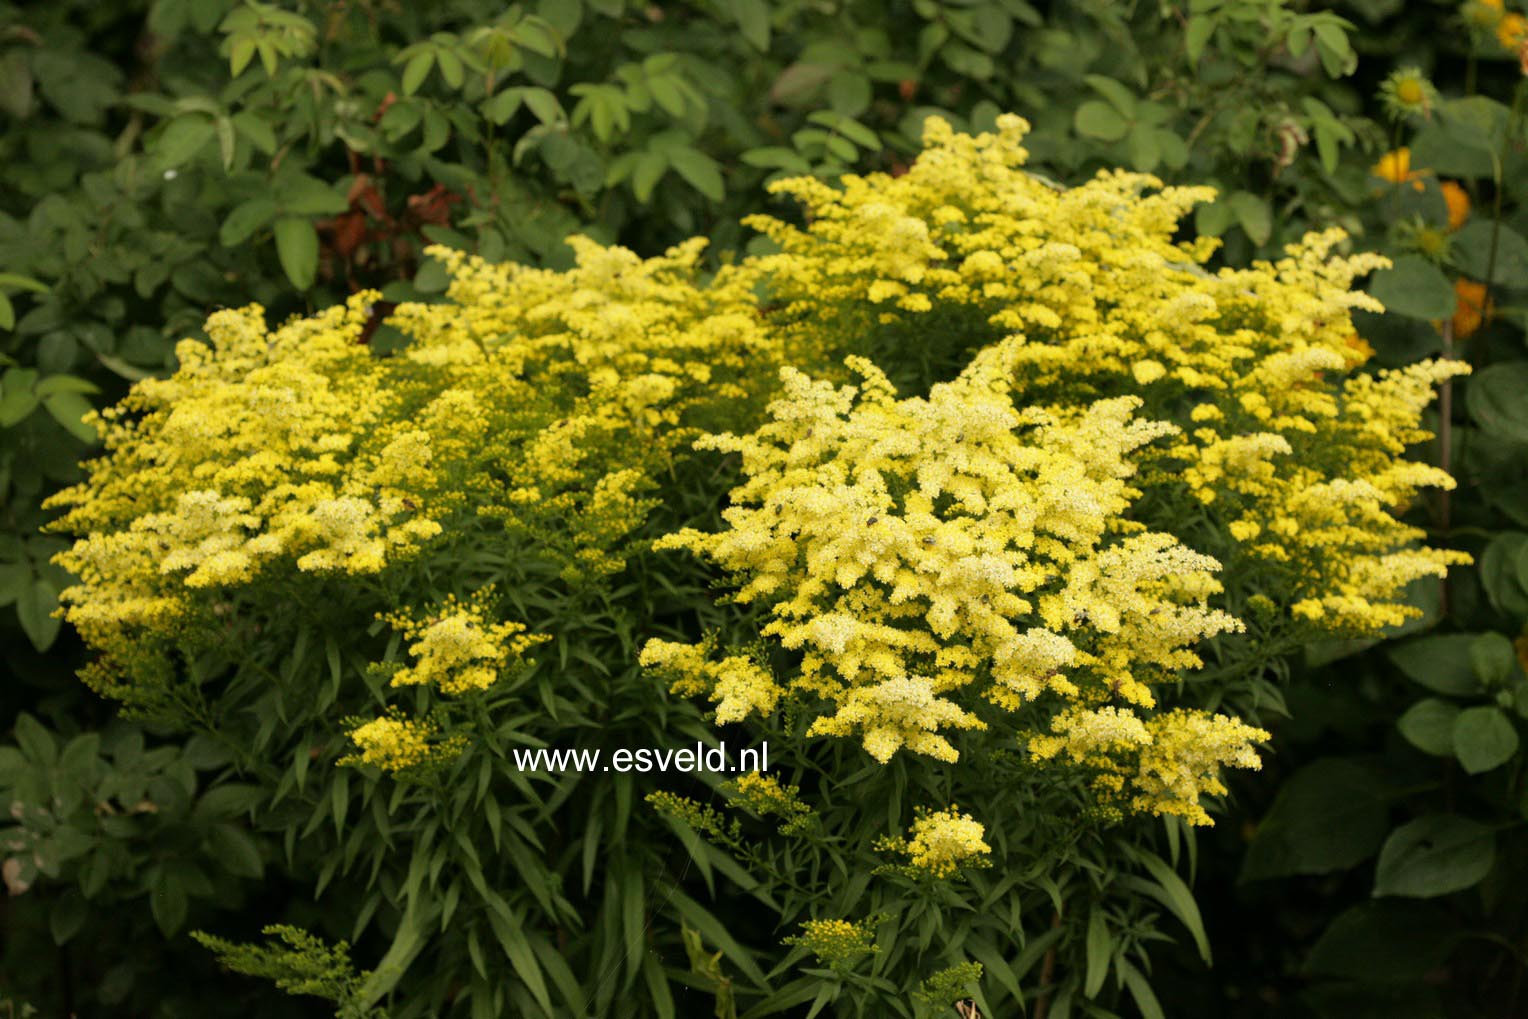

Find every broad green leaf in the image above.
[151,875,188,935]
[274,217,318,290]
[402,51,435,95]
[17,575,61,651]
[1469,632,1517,686]
[1074,100,1128,142]
[278,175,349,216]
[207,823,264,878]
[219,197,277,247]
[1368,255,1456,320]
[1469,365,1528,445]
[1398,698,1460,756]
[1411,122,1495,179]
[729,0,770,50]
[1373,815,1494,898]
[50,889,87,945]
[155,115,216,168]
[1453,221,1528,285]
[1304,901,1453,979]
[1480,532,1528,617]
[668,148,724,202]
[632,151,667,203]
[1386,634,1485,696]
[1241,758,1388,879]
[1228,191,1272,246]
[1084,75,1136,116]
[1452,706,1519,774]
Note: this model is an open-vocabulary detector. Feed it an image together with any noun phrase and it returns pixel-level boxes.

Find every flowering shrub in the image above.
[45,117,1464,1017]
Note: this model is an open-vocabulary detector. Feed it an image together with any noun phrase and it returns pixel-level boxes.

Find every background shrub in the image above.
[2,0,1527,1016]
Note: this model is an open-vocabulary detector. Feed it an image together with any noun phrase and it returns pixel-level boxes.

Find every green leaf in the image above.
[1452,706,1519,774]
[1453,221,1528,285]
[668,148,724,202]
[152,875,188,935]
[1074,100,1128,142]
[278,175,349,216]
[155,115,216,169]
[1084,75,1136,116]
[728,0,770,50]
[13,712,57,765]
[1127,124,1161,172]
[1084,907,1111,997]
[1119,961,1165,1019]
[1305,901,1454,980]
[1240,758,1388,879]
[402,51,435,95]
[43,391,99,443]
[51,889,88,945]
[1185,16,1215,65]
[668,888,769,988]
[1130,851,1211,964]
[485,908,554,1015]
[483,88,524,124]
[1480,533,1528,617]
[219,197,277,247]
[1228,191,1272,246]
[1387,635,1485,696]
[632,151,667,203]
[1368,255,1456,320]
[208,824,264,878]
[1373,815,1495,898]
[1469,365,1528,445]
[1398,699,1460,757]
[17,575,61,651]
[1469,632,1517,686]
[1411,123,1495,178]
[274,217,319,290]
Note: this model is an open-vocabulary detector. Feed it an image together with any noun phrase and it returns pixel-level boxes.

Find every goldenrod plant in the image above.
[39,115,1468,1018]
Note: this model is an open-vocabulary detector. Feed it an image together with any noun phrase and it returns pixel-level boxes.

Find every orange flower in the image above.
[1449,278,1494,338]
[1441,181,1471,231]
[1373,148,1427,191]
[1499,12,1527,48]
[1341,332,1375,366]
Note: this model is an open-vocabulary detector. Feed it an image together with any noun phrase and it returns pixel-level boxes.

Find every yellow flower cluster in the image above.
[726,772,814,833]
[879,807,992,878]
[381,591,547,695]
[743,114,1467,636]
[339,714,462,773]
[1028,706,1270,825]
[649,344,1242,764]
[784,919,878,965]
[49,235,783,707]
